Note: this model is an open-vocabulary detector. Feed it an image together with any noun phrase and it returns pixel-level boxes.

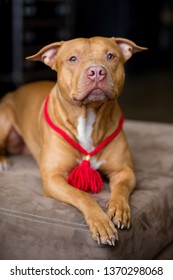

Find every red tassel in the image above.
[67,156,103,193]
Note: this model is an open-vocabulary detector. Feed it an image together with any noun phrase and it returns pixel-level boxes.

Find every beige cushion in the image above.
[0,120,173,259]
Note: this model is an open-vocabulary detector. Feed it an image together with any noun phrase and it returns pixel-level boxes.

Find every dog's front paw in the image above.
[0,156,12,171]
[85,210,118,246]
[107,198,131,229]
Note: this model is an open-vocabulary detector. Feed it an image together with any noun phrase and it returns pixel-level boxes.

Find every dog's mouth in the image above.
[87,88,108,101]
[73,88,114,105]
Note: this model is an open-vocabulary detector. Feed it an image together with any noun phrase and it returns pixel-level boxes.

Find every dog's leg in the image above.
[0,98,13,170]
[41,167,118,245]
[107,167,136,229]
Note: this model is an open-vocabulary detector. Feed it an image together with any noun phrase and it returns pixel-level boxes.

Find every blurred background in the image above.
[0,0,173,123]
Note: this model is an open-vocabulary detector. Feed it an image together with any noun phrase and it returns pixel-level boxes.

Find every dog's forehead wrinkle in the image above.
[59,38,117,61]
[68,38,108,55]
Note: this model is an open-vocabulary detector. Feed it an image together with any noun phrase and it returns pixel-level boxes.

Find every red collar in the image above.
[43,95,125,193]
[43,95,124,158]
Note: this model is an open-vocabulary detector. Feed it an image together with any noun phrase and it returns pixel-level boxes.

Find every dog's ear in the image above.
[113,37,148,61]
[26,42,63,69]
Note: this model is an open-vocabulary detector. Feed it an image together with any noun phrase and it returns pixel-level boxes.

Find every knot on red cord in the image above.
[67,157,103,193]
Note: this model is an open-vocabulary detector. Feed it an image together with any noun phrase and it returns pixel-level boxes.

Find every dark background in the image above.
[0,0,173,123]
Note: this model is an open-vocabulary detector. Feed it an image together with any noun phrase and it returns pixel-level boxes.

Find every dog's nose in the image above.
[86,66,107,81]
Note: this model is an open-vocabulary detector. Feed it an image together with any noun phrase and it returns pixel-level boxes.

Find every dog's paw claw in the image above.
[112,218,121,229]
[127,222,130,229]
[108,198,131,230]
[96,236,101,245]
[109,236,118,246]
[117,220,121,229]
[106,238,112,246]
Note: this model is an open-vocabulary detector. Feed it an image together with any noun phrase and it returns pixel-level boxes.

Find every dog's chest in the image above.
[77,109,103,170]
[77,108,96,152]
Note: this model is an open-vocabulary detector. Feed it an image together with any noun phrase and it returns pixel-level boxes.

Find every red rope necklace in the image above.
[43,95,124,193]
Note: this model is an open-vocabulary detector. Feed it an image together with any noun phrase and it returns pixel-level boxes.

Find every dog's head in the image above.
[26,37,147,106]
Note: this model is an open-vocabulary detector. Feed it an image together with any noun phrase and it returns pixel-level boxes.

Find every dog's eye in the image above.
[107,53,114,60]
[69,56,77,62]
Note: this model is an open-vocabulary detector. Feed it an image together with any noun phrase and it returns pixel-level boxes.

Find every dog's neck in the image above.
[48,86,121,148]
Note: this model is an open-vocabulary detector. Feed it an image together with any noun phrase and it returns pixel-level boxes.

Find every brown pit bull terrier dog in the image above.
[0,37,147,245]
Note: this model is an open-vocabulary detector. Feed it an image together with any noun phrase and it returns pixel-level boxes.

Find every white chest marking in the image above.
[77,108,105,169]
[77,108,96,152]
